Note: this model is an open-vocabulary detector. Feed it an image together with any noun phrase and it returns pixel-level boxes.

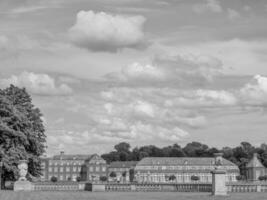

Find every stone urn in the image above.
[14,160,33,191]
[18,160,28,181]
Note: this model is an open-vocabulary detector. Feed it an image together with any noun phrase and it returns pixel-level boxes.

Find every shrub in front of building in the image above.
[100,176,107,182]
[258,175,267,181]
[109,171,116,178]
[191,175,200,181]
[169,175,176,182]
[51,176,58,182]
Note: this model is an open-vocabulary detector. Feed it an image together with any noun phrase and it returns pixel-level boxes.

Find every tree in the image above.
[0,85,46,182]
[51,176,58,182]
[122,171,127,177]
[115,142,131,153]
[259,175,267,181]
[191,175,200,181]
[109,171,116,178]
[129,169,135,182]
[169,175,176,182]
[100,176,107,182]
[183,142,209,157]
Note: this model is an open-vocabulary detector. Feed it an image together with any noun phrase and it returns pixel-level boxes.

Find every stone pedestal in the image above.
[92,184,105,192]
[211,170,227,196]
[14,180,33,191]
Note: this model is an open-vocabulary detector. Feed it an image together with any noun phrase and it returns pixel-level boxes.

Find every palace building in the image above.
[41,152,107,182]
[108,161,137,182]
[134,157,239,183]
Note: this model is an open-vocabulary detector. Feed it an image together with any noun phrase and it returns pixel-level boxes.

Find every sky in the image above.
[1,0,267,156]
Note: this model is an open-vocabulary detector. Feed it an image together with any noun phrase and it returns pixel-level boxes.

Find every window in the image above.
[73,167,77,172]
[102,166,106,172]
[60,175,63,181]
[54,167,58,172]
[49,167,52,172]
[66,167,70,172]
[89,166,93,172]
[95,167,99,172]
[60,167,63,172]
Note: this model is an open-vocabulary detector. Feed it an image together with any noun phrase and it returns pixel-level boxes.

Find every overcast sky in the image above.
[1,0,267,156]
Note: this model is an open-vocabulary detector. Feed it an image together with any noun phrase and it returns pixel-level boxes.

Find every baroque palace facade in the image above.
[41,152,107,182]
[41,152,240,183]
[134,157,239,183]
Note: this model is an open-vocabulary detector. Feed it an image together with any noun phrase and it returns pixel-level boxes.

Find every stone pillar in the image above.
[14,160,33,191]
[211,170,227,196]
[125,171,130,182]
[211,153,227,196]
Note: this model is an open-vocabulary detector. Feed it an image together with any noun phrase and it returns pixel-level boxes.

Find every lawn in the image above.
[1,191,267,200]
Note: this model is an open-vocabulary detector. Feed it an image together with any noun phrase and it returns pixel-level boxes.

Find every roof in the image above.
[246,154,264,168]
[109,161,138,168]
[136,157,237,166]
[51,154,93,161]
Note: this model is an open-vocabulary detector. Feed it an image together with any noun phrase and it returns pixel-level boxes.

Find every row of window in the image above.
[48,174,78,181]
[48,166,81,173]
[48,161,84,166]
[135,165,237,171]
[89,166,106,172]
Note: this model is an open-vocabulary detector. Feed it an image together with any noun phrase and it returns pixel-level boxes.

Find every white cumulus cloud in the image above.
[0,71,73,96]
[193,0,222,13]
[69,10,147,52]
[240,75,267,105]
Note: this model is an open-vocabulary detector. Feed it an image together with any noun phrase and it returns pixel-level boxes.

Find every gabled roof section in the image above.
[86,154,106,164]
[246,153,264,168]
[136,157,237,166]
[109,161,138,168]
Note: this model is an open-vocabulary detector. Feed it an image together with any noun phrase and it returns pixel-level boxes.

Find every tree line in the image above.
[101,141,267,176]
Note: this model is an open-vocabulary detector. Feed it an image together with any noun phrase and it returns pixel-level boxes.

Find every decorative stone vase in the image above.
[14,160,33,191]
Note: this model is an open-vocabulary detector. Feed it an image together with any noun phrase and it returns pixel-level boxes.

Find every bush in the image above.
[129,169,135,182]
[122,171,127,177]
[109,171,116,178]
[76,176,81,182]
[100,176,107,182]
[191,175,199,181]
[169,175,176,181]
[50,176,58,182]
[259,175,267,181]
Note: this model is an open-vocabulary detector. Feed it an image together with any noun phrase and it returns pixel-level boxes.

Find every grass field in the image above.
[1,191,267,200]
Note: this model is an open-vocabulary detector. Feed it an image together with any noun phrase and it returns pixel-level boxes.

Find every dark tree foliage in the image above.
[51,176,58,182]
[0,85,46,182]
[101,141,267,174]
[109,171,116,178]
[191,175,200,181]
[100,176,107,182]
[169,175,176,181]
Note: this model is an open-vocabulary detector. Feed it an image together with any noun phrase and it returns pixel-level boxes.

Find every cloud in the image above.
[0,71,73,96]
[193,0,222,13]
[227,8,241,20]
[9,6,47,14]
[105,54,222,87]
[0,35,9,50]
[69,10,147,52]
[240,75,267,105]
